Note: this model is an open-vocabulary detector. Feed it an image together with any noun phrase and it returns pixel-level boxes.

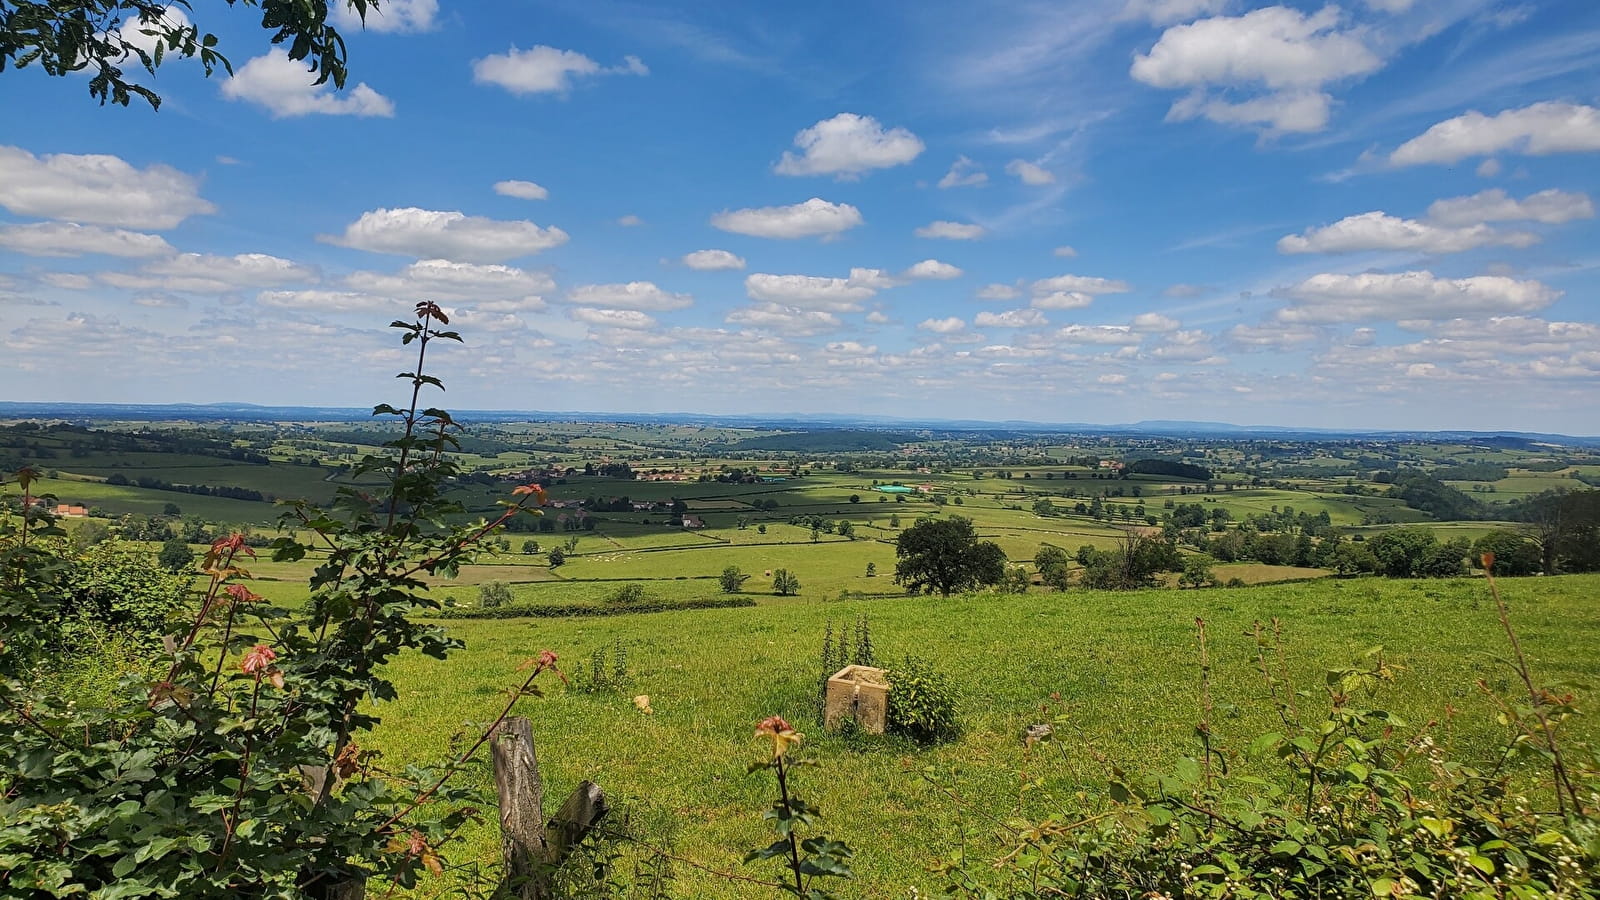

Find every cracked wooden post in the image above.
[492,716,549,900]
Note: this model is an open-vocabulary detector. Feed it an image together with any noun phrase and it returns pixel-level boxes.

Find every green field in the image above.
[360,573,1600,898]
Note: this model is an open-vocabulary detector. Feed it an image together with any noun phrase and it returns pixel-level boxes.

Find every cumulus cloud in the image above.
[494,180,549,200]
[774,113,924,178]
[1053,324,1141,345]
[725,303,842,336]
[1053,245,1078,258]
[904,259,963,280]
[1131,312,1181,332]
[711,198,863,239]
[333,0,437,32]
[1426,188,1594,226]
[566,281,691,311]
[1130,6,1381,133]
[915,220,986,240]
[617,214,644,226]
[1005,159,1056,185]
[103,253,316,293]
[570,307,657,329]
[975,308,1048,328]
[977,283,1021,301]
[222,49,395,117]
[1276,270,1561,323]
[472,45,647,95]
[938,155,987,188]
[682,249,746,270]
[0,222,172,257]
[1390,102,1600,166]
[918,317,967,334]
[1277,211,1537,254]
[743,270,888,311]
[323,207,569,262]
[0,145,214,229]
[1031,274,1131,295]
[1031,291,1094,310]
[1226,321,1321,349]
[345,259,555,305]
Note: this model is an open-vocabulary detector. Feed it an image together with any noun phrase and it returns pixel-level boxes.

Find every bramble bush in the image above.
[0,304,559,899]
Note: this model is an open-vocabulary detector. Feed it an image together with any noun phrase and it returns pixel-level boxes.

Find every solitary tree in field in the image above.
[772,569,801,596]
[893,516,1007,597]
[719,565,749,593]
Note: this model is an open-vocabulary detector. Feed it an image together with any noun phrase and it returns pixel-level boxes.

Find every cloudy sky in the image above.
[2,0,1598,431]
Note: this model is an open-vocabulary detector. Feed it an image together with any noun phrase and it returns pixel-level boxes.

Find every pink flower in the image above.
[241,644,277,675]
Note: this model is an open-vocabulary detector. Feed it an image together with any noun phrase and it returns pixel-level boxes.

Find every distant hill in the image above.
[725,430,914,452]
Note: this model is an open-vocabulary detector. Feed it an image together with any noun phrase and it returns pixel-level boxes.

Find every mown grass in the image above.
[367,573,1600,899]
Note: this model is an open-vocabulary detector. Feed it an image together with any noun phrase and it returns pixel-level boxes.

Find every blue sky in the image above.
[2,0,1598,431]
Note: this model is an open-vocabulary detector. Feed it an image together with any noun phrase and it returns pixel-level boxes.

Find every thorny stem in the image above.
[1196,617,1215,793]
[1484,560,1582,818]
[772,755,806,898]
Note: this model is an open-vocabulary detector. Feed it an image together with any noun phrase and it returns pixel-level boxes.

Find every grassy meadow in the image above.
[358,573,1600,899]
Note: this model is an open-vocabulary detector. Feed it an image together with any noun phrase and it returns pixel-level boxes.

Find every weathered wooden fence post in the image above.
[490,716,609,900]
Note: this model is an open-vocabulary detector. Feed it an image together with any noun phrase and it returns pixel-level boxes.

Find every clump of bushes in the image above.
[886,655,959,744]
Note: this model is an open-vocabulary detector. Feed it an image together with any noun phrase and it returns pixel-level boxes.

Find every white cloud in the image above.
[1005,159,1056,185]
[617,214,644,226]
[1053,245,1078,258]
[938,155,987,188]
[1032,274,1131,294]
[0,145,214,229]
[1167,89,1333,133]
[333,0,437,32]
[977,283,1020,301]
[1426,188,1594,226]
[1391,102,1600,166]
[1226,321,1321,348]
[725,303,842,336]
[1163,283,1206,297]
[1131,312,1181,332]
[1098,373,1128,385]
[222,49,395,118]
[345,259,555,305]
[494,180,549,200]
[865,310,890,324]
[1277,211,1537,254]
[711,198,863,239]
[1277,270,1562,323]
[1131,6,1381,133]
[323,207,569,262]
[40,273,93,290]
[774,113,924,178]
[1120,0,1228,25]
[1031,291,1094,310]
[1476,158,1502,178]
[472,45,647,95]
[570,307,657,330]
[919,316,967,333]
[975,308,1048,328]
[1053,324,1141,345]
[915,220,986,240]
[904,259,963,280]
[566,281,691,311]
[0,222,172,257]
[1401,316,1600,349]
[103,253,316,293]
[744,272,883,311]
[682,249,746,270]
[258,290,399,313]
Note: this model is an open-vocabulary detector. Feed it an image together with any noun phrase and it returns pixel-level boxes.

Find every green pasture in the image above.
[365,573,1600,899]
[22,475,278,523]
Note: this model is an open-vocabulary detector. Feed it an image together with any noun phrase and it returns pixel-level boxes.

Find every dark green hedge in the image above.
[435,596,757,620]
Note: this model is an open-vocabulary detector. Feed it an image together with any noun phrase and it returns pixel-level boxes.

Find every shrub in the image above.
[608,583,650,606]
[478,580,512,608]
[773,568,801,595]
[719,565,749,593]
[886,655,959,743]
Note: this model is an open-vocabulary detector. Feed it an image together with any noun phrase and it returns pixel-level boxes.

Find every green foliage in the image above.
[580,641,631,694]
[720,565,750,593]
[745,716,854,898]
[435,595,756,619]
[477,580,512,608]
[0,305,556,898]
[1178,552,1219,588]
[1474,529,1542,576]
[940,618,1600,899]
[893,516,1007,597]
[773,568,801,596]
[156,536,194,572]
[0,0,373,109]
[1080,530,1182,590]
[1126,458,1212,480]
[886,655,959,744]
[1034,545,1072,591]
[549,545,567,567]
[607,583,651,606]
[1387,469,1486,521]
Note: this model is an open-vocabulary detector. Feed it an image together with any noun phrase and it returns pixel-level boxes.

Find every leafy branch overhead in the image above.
[0,0,378,108]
